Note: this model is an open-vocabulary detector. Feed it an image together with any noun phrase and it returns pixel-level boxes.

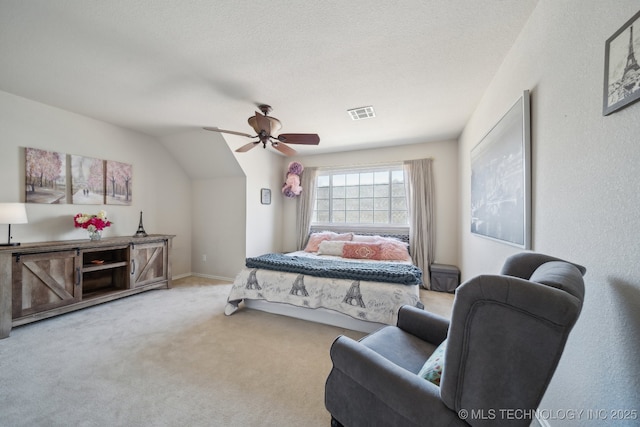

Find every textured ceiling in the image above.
[0,0,538,155]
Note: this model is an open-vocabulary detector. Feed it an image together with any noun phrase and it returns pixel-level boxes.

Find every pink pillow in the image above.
[304,232,334,252]
[350,235,411,261]
[379,241,412,261]
[330,232,354,241]
[342,242,382,260]
[304,232,353,252]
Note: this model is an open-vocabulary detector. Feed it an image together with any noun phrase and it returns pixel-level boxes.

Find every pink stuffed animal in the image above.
[282,162,304,198]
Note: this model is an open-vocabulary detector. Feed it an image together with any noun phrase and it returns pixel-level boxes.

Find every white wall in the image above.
[155,126,286,280]
[282,140,459,265]
[0,90,192,277]
[233,146,286,257]
[458,1,640,424]
[191,177,246,280]
[159,129,248,280]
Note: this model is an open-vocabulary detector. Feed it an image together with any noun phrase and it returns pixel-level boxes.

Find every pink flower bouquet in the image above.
[74,210,112,232]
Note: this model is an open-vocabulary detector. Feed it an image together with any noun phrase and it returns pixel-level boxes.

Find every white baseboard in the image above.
[172,272,234,282]
[191,272,235,282]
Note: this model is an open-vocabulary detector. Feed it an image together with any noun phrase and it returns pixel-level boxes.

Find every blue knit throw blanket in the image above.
[245,253,422,286]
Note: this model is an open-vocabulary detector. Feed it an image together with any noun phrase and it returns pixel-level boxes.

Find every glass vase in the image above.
[88,229,102,241]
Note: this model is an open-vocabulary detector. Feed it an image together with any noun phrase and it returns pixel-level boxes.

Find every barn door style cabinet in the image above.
[0,234,174,339]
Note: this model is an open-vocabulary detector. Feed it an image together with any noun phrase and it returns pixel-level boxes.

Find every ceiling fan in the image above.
[203,104,320,156]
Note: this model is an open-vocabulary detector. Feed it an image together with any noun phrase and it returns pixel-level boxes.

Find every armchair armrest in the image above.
[397,305,449,345]
[327,336,465,426]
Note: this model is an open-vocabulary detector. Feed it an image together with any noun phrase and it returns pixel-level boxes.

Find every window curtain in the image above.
[295,167,318,250]
[403,159,434,288]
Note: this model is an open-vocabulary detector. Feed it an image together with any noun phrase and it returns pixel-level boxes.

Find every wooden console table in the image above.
[0,234,174,339]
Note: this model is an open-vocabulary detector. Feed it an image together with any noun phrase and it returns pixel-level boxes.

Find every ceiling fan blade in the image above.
[203,127,254,138]
[272,142,297,156]
[277,133,320,145]
[235,141,260,153]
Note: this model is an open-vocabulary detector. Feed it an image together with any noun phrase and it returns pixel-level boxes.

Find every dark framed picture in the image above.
[471,90,531,249]
[603,10,640,115]
[260,188,271,205]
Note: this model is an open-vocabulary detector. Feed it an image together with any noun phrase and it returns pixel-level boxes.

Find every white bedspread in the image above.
[226,252,423,326]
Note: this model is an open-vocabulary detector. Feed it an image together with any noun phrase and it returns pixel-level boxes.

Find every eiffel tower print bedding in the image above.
[225,251,424,326]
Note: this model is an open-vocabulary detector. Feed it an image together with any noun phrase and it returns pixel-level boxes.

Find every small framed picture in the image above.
[603,9,640,115]
[260,188,271,205]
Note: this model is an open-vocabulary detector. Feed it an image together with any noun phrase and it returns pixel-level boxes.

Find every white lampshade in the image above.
[0,203,28,224]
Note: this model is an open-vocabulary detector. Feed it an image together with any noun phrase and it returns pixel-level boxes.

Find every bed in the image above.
[225,231,424,332]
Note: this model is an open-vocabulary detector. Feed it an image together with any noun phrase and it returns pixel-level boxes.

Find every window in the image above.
[312,164,408,226]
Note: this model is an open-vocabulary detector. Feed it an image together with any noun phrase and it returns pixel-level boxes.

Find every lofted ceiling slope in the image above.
[0,0,538,160]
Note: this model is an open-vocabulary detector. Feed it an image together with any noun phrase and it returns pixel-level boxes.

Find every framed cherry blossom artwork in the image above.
[25,147,67,204]
[105,160,133,205]
[71,155,105,205]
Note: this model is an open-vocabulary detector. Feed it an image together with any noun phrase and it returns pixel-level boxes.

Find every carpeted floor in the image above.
[0,277,453,427]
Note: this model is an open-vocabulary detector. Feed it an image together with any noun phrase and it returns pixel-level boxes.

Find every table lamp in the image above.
[0,203,28,246]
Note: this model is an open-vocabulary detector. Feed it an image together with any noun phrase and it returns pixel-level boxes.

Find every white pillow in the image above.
[352,234,404,244]
[317,240,346,256]
[352,234,379,242]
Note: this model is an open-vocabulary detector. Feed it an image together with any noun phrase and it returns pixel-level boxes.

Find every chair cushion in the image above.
[418,339,447,386]
[359,326,438,373]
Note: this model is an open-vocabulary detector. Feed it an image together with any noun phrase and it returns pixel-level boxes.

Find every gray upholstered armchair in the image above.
[325,252,586,427]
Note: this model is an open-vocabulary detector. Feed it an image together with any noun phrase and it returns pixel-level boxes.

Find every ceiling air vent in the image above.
[347,106,375,120]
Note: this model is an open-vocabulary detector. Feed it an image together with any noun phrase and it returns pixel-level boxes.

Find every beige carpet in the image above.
[0,277,453,427]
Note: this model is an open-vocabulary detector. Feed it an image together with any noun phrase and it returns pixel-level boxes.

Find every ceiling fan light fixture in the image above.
[347,106,375,120]
[204,104,319,156]
[248,115,282,134]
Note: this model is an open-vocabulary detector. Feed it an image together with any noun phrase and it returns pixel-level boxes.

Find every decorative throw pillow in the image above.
[304,232,354,252]
[317,240,346,256]
[304,232,334,252]
[330,232,354,242]
[342,242,382,260]
[378,241,412,261]
[418,340,447,386]
[352,234,405,244]
[352,234,381,243]
[351,235,411,261]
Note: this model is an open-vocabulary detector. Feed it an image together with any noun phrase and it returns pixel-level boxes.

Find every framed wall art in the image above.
[603,9,640,115]
[23,147,134,206]
[470,90,531,249]
[105,160,133,205]
[71,155,104,204]
[25,147,67,204]
[261,188,271,205]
